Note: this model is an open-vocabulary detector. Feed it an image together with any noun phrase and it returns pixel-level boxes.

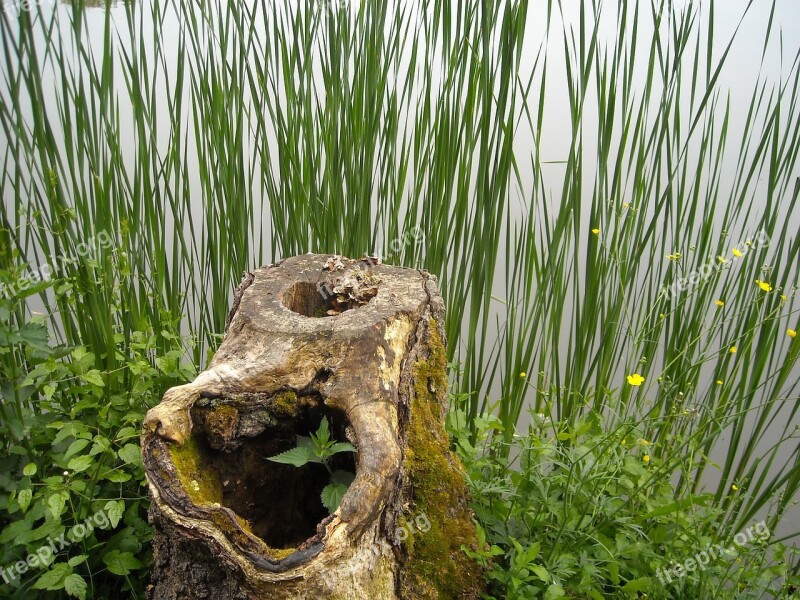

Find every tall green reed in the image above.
[0,0,799,561]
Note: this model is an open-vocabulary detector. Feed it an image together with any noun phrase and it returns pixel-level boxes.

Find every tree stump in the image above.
[141,254,483,599]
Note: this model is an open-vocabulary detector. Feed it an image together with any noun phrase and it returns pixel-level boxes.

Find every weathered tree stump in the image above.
[141,254,483,599]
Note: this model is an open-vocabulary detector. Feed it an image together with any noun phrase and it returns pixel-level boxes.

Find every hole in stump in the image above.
[185,397,356,551]
[282,277,378,318]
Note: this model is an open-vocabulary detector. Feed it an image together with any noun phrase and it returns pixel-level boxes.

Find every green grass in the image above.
[1,0,800,597]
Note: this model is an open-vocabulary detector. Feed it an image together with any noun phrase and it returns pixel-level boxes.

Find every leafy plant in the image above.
[0,282,197,599]
[449,398,798,599]
[267,417,356,514]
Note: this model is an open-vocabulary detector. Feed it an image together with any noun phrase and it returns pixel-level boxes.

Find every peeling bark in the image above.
[141,254,483,599]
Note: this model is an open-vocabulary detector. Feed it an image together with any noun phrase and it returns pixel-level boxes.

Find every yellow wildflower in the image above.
[731,484,739,492]
[732,248,743,258]
[643,454,650,464]
[520,371,527,378]
[591,228,600,235]
[730,346,738,354]
[789,330,797,339]
[667,252,682,261]
[755,280,772,292]
[715,300,724,308]
[716,380,724,385]
[781,294,788,303]
[639,438,650,446]
[627,373,645,387]
[717,256,728,264]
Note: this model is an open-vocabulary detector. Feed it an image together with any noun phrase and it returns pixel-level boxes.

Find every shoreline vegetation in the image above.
[1,0,799,598]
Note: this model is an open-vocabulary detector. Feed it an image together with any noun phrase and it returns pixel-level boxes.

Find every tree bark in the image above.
[141,254,483,599]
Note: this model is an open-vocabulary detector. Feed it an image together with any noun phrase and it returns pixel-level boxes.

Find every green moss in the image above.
[204,404,239,438]
[402,319,483,599]
[169,436,223,506]
[271,390,299,416]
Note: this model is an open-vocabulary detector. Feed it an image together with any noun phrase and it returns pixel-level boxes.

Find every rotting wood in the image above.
[141,253,484,599]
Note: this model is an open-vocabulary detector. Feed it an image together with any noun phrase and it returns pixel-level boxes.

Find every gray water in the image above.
[4,0,800,567]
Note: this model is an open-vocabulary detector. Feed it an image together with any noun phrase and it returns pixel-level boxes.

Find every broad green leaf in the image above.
[267,446,312,467]
[531,564,549,582]
[117,444,141,465]
[68,455,94,473]
[64,439,91,460]
[68,555,89,567]
[105,500,125,528]
[64,573,87,600]
[18,488,32,513]
[102,550,142,576]
[32,563,71,590]
[23,463,37,476]
[329,442,357,455]
[321,481,349,513]
[81,369,105,387]
[315,416,331,445]
[48,491,69,518]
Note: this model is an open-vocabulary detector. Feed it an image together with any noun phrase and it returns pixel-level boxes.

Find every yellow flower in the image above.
[716,380,724,385]
[755,280,772,292]
[620,439,626,447]
[659,313,665,320]
[781,294,788,303]
[732,248,743,258]
[730,346,738,354]
[746,239,752,246]
[639,438,650,446]
[520,371,527,378]
[789,330,797,339]
[591,228,600,235]
[731,484,739,492]
[715,300,724,308]
[717,256,728,264]
[643,454,650,464]
[667,252,682,261]
[627,373,645,387]
[623,202,630,209]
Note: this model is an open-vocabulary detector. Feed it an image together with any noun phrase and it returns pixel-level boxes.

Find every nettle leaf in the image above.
[314,416,331,446]
[321,481,349,513]
[329,442,356,455]
[102,550,143,576]
[267,446,312,467]
[64,573,87,600]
